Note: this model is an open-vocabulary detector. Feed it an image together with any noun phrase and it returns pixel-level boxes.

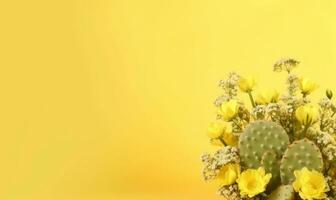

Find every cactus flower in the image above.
[295,104,319,125]
[293,167,328,200]
[217,163,240,186]
[207,121,231,139]
[255,90,279,105]
[299,78,318,96]
[238,77,256,93]
[219,100,239,121]
[208,122,237,146]
[237,167,272,198]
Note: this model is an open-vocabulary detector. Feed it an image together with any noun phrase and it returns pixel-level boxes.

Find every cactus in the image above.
[280,139,324,184]
[268,185,294,200]
[239,121,290,169]
[261,150,280,190]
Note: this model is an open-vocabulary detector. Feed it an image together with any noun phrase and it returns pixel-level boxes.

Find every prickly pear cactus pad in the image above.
[268,185,294,200]
[239,120,289,169]
[261,151,281,190]
[201,59,336,199]
[280,139,323,184]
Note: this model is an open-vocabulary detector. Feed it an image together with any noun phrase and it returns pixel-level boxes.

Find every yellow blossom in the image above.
[295,104,319,125]
[299,78,318,96]
[217,163,240,186]
[293,167,328,200]
[219,100,239,121]
[208,122,237,146]
[237,167,272,198]
[238,77,256,93]
[255,90,279,105]
[207,121,227,139]
[223,130,238,147]
[207,121,231,139]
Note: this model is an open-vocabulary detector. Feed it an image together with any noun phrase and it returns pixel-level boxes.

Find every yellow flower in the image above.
[219,100,239,121]
[223,130,238,147]
[208,122,237,146]
[238,77,256,93]
[295,104,319,125]
[255,90,279,105]
[217,163,240,186]
[293,167,328,200]
[299,78,318,96]
[237,167,272,198]
[207,121,232,139]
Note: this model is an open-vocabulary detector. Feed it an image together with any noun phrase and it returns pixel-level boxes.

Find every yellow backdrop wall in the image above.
[1,0,336,199]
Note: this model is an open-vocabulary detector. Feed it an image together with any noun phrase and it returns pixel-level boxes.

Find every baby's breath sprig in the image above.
[273,58,300,73]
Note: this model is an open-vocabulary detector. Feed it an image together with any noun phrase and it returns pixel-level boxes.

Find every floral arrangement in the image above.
[201,59,336,200]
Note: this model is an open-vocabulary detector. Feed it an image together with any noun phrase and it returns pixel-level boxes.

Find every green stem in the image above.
[301,124,310,139]
[331,111,336,118]
[320,113,324,130]
[248,92,256,108]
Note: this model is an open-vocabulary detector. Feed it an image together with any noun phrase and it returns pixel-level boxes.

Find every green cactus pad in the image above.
[262,151,280,190]
[268,185,294,200]
[239,120,290,169]
[280,139,323,184]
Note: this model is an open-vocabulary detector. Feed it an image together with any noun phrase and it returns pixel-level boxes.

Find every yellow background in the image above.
[1,0,336,199]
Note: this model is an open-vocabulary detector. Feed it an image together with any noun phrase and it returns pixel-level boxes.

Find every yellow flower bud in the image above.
[255,90,279,105]
[326,89,333,99]
[237,167,272,198]
[293,167,328,200]
[207,121,232,139]
[295,104,319,125]
[217,163,240,186]
[238,77,256,93]
[299,78,318,96]
[219,100,239,121]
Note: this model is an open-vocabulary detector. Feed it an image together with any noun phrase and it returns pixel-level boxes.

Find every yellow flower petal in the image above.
[295,104,319,125]
[237,167,272,198]
[292,168,328,200]
[217,163,240,186]
[238,77,256,93]
[219,100,239,121]
[299,78,318,95]
[255,90,279,105]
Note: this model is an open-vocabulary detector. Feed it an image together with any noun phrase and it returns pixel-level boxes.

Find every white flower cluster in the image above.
[218,184,241,200]
[218,72,240,101]
[201,146,239,181]
[315,130,336,162]
[273,58,299,73]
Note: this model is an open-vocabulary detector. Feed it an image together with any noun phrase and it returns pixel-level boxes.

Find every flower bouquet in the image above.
[201,59,336,200]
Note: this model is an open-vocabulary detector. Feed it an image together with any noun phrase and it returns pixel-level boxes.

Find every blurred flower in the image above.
[238,77,256,93]
[219,100,239,121]
[217,163,240,186]
[295,104,319,125]
[255,90,280,105]
[237,167,272,198]
[293,167,328,200]
[299,78,318,96]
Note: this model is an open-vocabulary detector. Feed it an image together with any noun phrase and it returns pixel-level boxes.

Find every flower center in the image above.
[247,180,258,190]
